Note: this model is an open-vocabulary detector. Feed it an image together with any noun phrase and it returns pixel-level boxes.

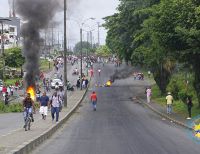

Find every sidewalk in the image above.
[0,90,87,154]
[137,78,195,130]
[138,97,194,130]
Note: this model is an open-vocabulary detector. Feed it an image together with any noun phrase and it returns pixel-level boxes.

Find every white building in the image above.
[0,17,21,50]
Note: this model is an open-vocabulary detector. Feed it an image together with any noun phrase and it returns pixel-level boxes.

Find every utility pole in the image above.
[97,22,100,47]
[80,28,83,90]
[44,29,47,58]
[90,31,93,49]
[57,31,60,51]
[64,0,68,106]
[86,32,89,76]
[51,24,54,50]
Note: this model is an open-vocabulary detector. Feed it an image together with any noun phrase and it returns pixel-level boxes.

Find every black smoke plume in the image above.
[15,0,60,89]
[110,67,135,82]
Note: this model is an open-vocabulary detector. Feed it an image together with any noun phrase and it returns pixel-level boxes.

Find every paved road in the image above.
[32,63,200,154]
[0,62,80,136]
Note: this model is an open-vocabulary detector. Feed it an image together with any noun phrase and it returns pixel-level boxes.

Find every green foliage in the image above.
[152,83,200,117]
[5,78,21,86]
[104,0,200,106]
[5,47,25,68]
[73,41,96,53]
[0,102,23,113]
[40,59,53,72]
[96,45,112,57]
[166,73,195,102]
[0,102,40,113]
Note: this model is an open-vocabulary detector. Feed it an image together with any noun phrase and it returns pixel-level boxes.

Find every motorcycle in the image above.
[67,84,74,91]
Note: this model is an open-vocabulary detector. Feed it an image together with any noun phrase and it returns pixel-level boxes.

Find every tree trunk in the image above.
[153,64,171,96]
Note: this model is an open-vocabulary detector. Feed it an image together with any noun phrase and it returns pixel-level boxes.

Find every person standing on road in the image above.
[90,91,97,111]
[4,92,9,105]
[98,68,101,76]
[146,87,152,103]
[50,92,61,122]
[166,92,173,114]
[39,92,49,120]
[76,78,80,89]
[186,96,193,119]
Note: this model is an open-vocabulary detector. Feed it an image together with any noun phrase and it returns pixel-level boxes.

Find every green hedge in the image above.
[166,73,195,102]
[0,102,40,113]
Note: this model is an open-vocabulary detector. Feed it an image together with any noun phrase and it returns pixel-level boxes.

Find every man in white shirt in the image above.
[50,92,61,122]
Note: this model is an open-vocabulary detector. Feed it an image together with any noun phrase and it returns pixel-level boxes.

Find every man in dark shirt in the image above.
[39,92,49,120]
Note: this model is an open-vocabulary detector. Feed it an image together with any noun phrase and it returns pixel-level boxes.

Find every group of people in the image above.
[42,78,51,92]
[1,80,23,105]
[76,76,89,89]
[133,72,144,80]
[23,89,64,128]
[145,87,193,120]
[166,92,193,119]
[54,58,64,71]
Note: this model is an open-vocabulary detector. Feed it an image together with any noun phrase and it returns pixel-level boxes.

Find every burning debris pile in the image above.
[15,0,61,97]
[110,67,135,83]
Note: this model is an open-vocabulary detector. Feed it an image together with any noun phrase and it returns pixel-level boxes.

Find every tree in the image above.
[140,0,200,106]
[5,47,25,68]
[96,45,112,57]
[73,41,95,54]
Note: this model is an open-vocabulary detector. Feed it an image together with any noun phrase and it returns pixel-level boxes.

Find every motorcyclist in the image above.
[67,81,74,91]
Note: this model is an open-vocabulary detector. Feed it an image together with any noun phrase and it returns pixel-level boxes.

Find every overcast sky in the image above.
[0,0,119,47]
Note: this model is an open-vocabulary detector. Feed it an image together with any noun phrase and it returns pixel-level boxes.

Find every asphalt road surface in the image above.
[32,63,200,154]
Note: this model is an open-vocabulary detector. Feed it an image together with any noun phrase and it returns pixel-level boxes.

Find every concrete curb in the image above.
[137,98,194,131]
[10,80,91,154]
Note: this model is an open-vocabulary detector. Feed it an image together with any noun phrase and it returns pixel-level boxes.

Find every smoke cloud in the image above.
[15,0,61,89]
[110,67,135,82]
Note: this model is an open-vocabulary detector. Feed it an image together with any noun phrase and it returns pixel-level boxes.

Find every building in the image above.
[0,17,21,49]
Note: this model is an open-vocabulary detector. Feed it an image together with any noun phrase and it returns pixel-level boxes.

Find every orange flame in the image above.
[26,86,36,101]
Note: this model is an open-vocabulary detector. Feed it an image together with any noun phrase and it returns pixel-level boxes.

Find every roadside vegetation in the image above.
[0,47,54,113]
[104,0,200,117]
[0,102,40,113]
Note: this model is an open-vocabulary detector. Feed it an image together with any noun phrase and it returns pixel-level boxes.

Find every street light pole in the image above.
[97,22,100,47]
[90,31,93,49]
[86,31,89,76]
[80,28,83,90]
[64,0,68,107]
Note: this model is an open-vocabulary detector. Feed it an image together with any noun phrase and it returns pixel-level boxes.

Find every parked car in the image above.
[51,78,63,89]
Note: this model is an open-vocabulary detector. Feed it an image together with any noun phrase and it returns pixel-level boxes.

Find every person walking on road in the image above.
[90,91,97,111]
[50,92,61,122]
[166,92,173,114]
[146,87,152,103]
[186,96,193,119]
[90,68,94,77]
[39,92,49,120]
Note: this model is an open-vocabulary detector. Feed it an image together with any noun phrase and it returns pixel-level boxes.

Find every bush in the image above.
[178,90,191,103]
[166,73,195,101]
[0,102,40,113]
